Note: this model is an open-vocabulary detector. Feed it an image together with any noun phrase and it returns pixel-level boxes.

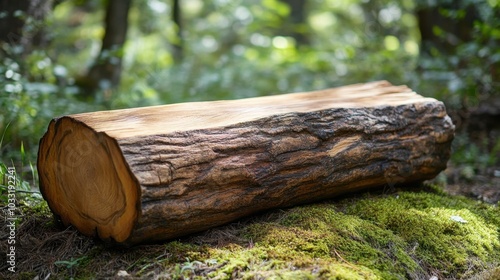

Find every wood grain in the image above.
[37,81,455,245]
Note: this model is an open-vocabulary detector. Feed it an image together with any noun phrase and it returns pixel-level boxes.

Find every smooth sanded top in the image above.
[70,81,438,138]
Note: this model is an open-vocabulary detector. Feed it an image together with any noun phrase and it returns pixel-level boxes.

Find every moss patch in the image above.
[6,186,500,279]
[346,192,500,278]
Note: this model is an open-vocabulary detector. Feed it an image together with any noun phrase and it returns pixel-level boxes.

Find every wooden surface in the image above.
[37,81,455,245]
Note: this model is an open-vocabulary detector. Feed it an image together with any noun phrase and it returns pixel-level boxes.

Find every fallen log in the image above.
[37,81,455,245]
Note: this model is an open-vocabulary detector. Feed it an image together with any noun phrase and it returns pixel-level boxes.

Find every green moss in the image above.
[206,244,377,280]
[345,191,500,278]
[162,241,208,263]
[42,187,498,279]
[239,205,419,279]
[191,189,498,279]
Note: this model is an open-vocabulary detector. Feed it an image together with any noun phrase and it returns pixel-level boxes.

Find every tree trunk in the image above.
[416,2,478,56]
[0,0,30,45]
[37,81,455,245]
[172,0,183,62]
[0,0,52,54]
[82,0,131,93]
[280,0,309,45]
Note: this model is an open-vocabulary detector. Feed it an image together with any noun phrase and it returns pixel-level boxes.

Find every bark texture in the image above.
[37,81,455,245]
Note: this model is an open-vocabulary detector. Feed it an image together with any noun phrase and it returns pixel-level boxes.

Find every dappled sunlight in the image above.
[1,0,499,278]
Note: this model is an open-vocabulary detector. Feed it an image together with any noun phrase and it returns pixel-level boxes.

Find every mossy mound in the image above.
[8,186,500,279]
[132,187,500,279]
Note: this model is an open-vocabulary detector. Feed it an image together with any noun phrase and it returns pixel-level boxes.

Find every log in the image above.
[37,81,455,245]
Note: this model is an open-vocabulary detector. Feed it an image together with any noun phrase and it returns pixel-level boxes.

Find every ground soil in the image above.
[444,166,500,204]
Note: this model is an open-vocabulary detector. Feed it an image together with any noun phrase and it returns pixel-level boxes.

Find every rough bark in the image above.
[37,81,455,245]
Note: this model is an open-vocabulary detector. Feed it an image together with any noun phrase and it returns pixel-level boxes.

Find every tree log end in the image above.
[37,117,140,242]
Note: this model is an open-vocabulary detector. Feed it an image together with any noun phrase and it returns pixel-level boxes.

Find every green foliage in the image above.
[55,256,89,280]
[451,134,500,180]
[1,0,427,174]
[0,46,98,166]
[0,158,44,208]
[55,256,88,269]
[117,0,420,108]
[415,0,500,109]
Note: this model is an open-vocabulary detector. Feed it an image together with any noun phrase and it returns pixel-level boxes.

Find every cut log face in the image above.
[37,81,455,245]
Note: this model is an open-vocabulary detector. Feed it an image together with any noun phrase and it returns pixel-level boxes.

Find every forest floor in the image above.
[1,116,499,280]
[444,165,500,205]
[443,103,500,205]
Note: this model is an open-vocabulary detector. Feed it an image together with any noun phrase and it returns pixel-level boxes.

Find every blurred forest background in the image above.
[1,0,499,196]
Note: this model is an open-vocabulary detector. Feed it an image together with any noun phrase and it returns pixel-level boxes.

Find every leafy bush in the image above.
[414,0,500,109]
